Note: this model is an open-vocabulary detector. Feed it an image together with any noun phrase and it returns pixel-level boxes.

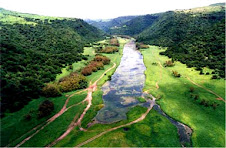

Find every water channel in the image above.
[95,40,192,146]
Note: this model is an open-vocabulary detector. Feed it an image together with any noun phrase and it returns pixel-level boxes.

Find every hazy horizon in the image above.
[0,0,225,20]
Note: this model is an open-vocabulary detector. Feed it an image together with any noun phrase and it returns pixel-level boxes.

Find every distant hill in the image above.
[85,15,137,32]
[0,8,104,114]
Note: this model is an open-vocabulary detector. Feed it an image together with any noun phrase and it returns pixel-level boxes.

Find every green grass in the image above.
[135,97,146,103]
[84,109,180,147]
[22,103,87,147]
[141,46,225,147]
[0,95,67,146]
[54,106,147,147]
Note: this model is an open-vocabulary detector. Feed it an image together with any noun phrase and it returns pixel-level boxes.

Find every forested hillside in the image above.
[0,8,104,115]
[85,15,137,33]
[109,14,160,36]
[137,4,225,78]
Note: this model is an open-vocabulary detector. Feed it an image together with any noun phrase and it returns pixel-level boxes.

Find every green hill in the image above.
[137,4,225,78]
[0,8,104,114]
[109,14,161,36]
[85,15,137,32]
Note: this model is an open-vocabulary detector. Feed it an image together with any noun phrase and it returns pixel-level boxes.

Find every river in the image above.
[95,40,146,123]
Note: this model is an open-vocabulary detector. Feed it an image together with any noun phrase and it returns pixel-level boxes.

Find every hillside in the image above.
[85,15,137,32]
[0,8,104,115]
[109,14,161,36]
[137,4,225,78]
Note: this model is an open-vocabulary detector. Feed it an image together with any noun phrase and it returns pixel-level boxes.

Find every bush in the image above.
[172,71,181,77]
[211,75,218,79]
[189,87,195,92]
[24,113,32,121]
[42,83,62,97]
[38,100,54,118]
[211,102,219,110]
[164,60,174,67]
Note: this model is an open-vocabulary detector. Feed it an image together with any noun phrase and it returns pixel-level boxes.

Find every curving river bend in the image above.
[95,40,192,147]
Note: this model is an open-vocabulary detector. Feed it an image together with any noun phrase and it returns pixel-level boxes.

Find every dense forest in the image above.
[88,3,225,78]
[0,8,104,115]
[137,5,225,78]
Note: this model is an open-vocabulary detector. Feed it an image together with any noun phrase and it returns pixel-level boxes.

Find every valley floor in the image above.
[1,40,225,147]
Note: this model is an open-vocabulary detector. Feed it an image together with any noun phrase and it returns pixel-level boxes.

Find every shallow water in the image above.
[95,40,146,123]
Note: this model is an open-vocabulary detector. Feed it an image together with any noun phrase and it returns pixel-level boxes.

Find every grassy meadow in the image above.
[141,46,225,147]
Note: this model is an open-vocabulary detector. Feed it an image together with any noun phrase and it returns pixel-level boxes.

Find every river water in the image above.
[95,40,192,146]
[95,40,146,123]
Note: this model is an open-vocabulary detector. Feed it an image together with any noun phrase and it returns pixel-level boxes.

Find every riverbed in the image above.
[95,40,146,123]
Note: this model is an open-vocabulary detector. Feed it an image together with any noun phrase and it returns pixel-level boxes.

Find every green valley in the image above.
[0,2,225,148]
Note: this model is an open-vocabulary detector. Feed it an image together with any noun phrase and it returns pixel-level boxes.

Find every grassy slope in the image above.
[141,46,225,147]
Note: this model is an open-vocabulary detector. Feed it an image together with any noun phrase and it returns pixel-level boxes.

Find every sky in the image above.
[0,0,225,19]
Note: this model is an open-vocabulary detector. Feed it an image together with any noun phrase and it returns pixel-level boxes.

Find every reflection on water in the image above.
[95,40,146,123]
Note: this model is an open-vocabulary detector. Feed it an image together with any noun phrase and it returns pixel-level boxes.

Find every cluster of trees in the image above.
[137,7,225,78]
[0,10,104,115]
[81,55,110,76]
[42,73,87,97]
[101,46,119,53]
[109,38,120,46]
[136,42,149,49]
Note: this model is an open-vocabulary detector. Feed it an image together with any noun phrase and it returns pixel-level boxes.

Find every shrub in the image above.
[42,83,62,98]
[38,100,54,118]
[172,71,181,77]
[24,113,32,121]
[211,102,219,110]
[164,60,174,67]
[189,87,195,92]
[211,75,217,79]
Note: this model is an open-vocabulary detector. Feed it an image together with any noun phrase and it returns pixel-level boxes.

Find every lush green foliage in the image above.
[137,5,225,77]
[0,8,103,114]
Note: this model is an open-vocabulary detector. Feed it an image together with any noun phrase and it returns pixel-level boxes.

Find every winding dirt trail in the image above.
[46,63,116,147]
[14,89,87,148]
[185,76,225,102]
[75,98,156,147]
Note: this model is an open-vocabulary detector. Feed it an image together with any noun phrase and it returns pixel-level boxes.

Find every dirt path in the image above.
[185,76,225,102]
[75,98,156,147]
[14,89,87,147]
[46,63,116,147]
